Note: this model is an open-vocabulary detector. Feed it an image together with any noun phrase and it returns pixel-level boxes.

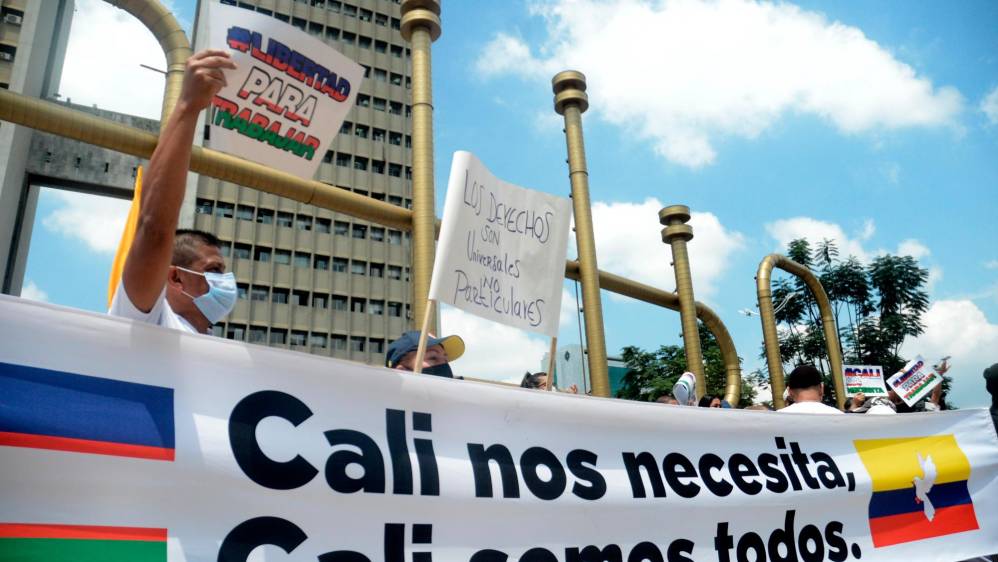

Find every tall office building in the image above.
[0,0,74,295]
[191,0,415,364]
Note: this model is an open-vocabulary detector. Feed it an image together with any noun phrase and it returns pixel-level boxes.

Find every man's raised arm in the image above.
[121,50,236,312]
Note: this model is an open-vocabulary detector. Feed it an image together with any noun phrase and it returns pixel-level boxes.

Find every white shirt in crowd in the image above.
[779,400,844,415]
[108,280,203,334]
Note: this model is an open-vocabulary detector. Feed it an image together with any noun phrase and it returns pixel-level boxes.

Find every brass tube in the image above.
[0,90,413,231]
[106,0,191,124]
[564,262,741,406]
[553,71,610,398]
[757,254,846,409]
[400,0,441,331]
[659,206,706,396]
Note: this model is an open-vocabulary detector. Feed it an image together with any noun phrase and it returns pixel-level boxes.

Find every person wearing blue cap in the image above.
[385,330,466,378]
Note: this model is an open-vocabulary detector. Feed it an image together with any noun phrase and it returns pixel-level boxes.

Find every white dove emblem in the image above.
[913,453,937,521]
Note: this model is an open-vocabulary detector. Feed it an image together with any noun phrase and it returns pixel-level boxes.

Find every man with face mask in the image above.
[108,49,238,333]
[385,331,465,378]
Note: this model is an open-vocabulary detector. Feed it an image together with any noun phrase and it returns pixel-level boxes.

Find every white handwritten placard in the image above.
[842,365,888,397]
[887,355,942,406]
[430,152,572,337]
[207,2,363,179]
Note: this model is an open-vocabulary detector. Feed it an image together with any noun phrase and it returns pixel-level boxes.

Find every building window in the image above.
[359,36,372,49]
[375,41,388,54]
[328,1,341,13]
[387,265,402,280]
[313,294,328,309]
[314,255,329,270]
[388,230,402,245]
[270,329,287,345]
[296,215,313,231]
[236,283,248,300]
[341,31,355,45]
[332,258,348,272]
[356,94,369,108]
[350,336,366,352]
[227,324,246,341]
[294,253,311,268]
[359,9,372,21]
[196,199,214,215]
[272,288,289,304]
[274,249,291,265]
[340,121,352,134]
[389,102,402,115]
[391,45,403,58]
[332,294,348,310]
[315,218,331,233]
[236,205,254,221]
[373,98,386,112]
[373,128,386,142]
[391,17,401,30]
[352,224,367,239]
[310,333,328,348]
[388,301,402,317]
[254,247,271,262]
[276,212,293,227]
[336,154,351,168]
[370,227,385,242]
[351,298,366,313]
[388,164,402,178]
[233,243,251,260]
[370,338,385,354]
[370,263,384,278]
[353,157,368,171]
[215,202,234,218]
[351,261,367,276]
[371,160,385,174]
[332,334,347,350]
[374,69,387,82]
[369,300,384,315]
[388,195,403,206]
[290,331,307,346]
[389,132,402,145]
[251,286,268,301]
[325,28,340,41]
[257,208,274,224]
[355,124,369,138]
[249,326,268,343]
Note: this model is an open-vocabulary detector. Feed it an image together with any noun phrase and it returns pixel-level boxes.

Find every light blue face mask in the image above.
[176,266,237,324]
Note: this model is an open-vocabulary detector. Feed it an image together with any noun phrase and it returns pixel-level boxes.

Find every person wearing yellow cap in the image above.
[385,330,465,379]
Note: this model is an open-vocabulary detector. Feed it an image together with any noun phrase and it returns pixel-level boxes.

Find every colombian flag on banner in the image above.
[107,165,142,309]
[0,523,166,561]
[0,361,175,461]
[854,435,979,547]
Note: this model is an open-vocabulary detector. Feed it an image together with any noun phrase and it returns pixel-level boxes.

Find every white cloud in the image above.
[897,239,930,260]
[902,299,998,408]
[477,0,963,168]
[859,218,876,241]
[985,260,998,270]
[765,216,873,262]
[20,280,49,302]
[440,304,549,382]
[981,85,998,125]
[59,0,169,119]
[572,198,744,299]
[559,286,579,329]
[42,190,131,254]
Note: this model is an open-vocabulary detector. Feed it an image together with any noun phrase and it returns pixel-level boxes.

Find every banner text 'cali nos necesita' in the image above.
[1,296,997,561]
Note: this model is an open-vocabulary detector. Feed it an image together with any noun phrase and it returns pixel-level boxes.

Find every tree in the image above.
[617,323,757,405]
[760,238,950,407]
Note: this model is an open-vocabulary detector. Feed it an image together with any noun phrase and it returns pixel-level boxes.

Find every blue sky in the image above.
[23,0,998,407]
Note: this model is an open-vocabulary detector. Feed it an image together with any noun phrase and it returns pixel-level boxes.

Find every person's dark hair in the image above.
[521,371,547,389]
[698,395,718,408]
[172,229,222,267]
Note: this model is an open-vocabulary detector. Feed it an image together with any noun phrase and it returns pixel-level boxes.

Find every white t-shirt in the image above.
[108,280,202,334]
[779,401,844,415]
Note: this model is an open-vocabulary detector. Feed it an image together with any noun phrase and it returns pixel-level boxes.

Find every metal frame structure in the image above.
[0,0,773,406]
[756,254,846,409]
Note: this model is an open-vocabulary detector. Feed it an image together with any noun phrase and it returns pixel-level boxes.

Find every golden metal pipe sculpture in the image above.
[0,90,413,231]
[659,205,707,397]
[757,254,845,410]
[564,262,741,406]
[400,0,442,331]
[106,0,191,124]
[553,71,611,398]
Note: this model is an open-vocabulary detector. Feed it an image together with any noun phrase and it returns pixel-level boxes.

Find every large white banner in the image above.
[206,2,364,179]
[1,296,997,561]
[430,152,572,337]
